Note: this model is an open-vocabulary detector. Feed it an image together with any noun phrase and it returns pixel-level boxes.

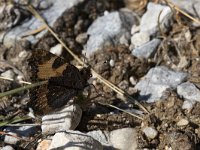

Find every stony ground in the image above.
[1,0,200,149]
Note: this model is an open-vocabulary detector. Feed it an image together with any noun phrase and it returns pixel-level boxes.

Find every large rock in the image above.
[135,66,187,103]
[42,104,82,134]
[49,131,103,150]
[86,10,137,57]
[140,2,173,36]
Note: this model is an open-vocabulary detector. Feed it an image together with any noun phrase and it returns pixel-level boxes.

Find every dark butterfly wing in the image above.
[29,83,78,115]
[48,65,86,89]
[29,49,68,81]
[28,49,91,115]
[46,85,78,108]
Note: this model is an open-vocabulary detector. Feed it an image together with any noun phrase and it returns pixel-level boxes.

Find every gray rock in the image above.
[142,127,158,139]
[171,0,200,21]
[131,32,150,48]
[132,39,161,59]
[87,130,111,148]
[49,131,103,150]
[110,128,137,150]
[1,145,14,150]
[135,66,187,103]
[42,104,82,134]
[1,0,82,47]
[177,82,200,102]
[140,2,173,36]
[86,11,137,57]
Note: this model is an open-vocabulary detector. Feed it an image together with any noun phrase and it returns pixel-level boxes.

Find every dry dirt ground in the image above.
[1,0,200,149]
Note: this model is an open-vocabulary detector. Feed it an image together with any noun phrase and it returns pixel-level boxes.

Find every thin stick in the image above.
[5,123,41,126]
[27,5,149,114]
[164,0,200,25]
[98,102,143,120]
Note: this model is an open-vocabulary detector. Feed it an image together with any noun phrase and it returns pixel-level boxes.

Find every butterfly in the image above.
[28,49,91,115]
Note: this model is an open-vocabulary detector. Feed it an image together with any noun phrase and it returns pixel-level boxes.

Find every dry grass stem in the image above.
[164,0,200,25]
[0,76,31,84]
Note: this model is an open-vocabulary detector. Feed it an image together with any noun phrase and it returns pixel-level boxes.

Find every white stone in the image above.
[129,76,137,85]
[42,104,82,134]
[50,44,63,56]
[131,32,150,48]
[49,131,103,150]
[140,2,173,35]
[1,145,14,150]
[142,127,158,139]
[109,59,115,67]
[110,128,138,150]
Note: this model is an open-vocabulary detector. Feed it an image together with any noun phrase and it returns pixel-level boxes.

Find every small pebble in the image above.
[110,128,138,150]
[109,59,115,67]
[75,33,88,44]
[18,50,29,59]
[177,119,189,126]
[142,127,158,139]
[50,44,63,56]
[129,76,137,85]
